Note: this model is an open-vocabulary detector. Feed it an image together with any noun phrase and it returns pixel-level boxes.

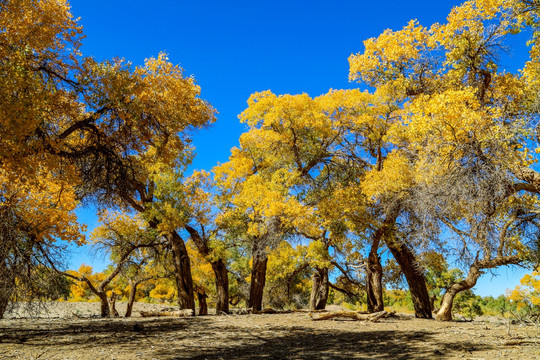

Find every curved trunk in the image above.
[125,281,137,317]
[310,267,329,310]
[387,241,432,319]
[211,259,230,314]
[435,255,521,321]
[169,231,195,312]
[366,249,384,313]
[248,242,268,311]
[436,265,483,321]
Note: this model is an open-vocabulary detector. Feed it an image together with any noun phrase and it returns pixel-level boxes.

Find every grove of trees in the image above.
[2,0,540,321]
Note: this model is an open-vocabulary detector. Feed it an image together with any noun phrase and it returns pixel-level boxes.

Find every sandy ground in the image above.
[0,302,539,359]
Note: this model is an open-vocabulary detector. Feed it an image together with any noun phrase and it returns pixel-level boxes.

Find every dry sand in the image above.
[0,302,539,359]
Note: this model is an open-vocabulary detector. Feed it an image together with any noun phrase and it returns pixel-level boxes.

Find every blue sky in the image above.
[67,0,530,296]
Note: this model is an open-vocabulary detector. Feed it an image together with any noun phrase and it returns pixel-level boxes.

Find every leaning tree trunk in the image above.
[211,259,230,314]
[387,241,432,319]
[310,267,329,310]
[436,254,522,321]
[168,231,195,312]
[125,281,138,317]
[248,241,268,311]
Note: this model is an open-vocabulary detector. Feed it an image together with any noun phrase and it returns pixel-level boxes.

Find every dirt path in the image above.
[0,305,539,359]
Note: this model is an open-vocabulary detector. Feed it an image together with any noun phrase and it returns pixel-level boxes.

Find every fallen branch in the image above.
[503,339,540,346]
[139,309,194,317]
[309,310,389,322]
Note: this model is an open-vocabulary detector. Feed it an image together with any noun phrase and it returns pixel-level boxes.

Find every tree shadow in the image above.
[0,316,493,359]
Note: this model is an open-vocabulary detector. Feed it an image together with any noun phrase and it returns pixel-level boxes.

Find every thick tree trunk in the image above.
[366,247,384,313]
[310,267,329,310]
[248,242,268,311]
[168,231,195,312]
[125,281,137,317]
[211,260,230,314]
[196,290,209,315]
[387,241,432,319]
[98,292,110,318]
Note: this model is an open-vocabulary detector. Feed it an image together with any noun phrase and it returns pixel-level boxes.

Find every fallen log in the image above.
[309,310,389,322]
[139,309,194,317]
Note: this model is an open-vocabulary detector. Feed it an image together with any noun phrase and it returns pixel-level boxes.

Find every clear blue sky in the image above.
[67,0,530,297]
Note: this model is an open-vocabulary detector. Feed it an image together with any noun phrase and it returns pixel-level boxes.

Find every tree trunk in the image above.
[0,295,9,319]
[125,281,137,317]
[436,265,483,321]
[98,292,110,318]
[196,290,208,315]
[248,242,268,311]
[435,254,522,321]
[211,259,230,314]
[0,259,12,319]
[366,247,384,313]
[168,231,195,312]
[184,225,230,314]
[387,241,432,319]
[109,292,119,317]
[310,267,329,310]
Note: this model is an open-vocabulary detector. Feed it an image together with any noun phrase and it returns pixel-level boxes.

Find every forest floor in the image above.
[0,302,539,359]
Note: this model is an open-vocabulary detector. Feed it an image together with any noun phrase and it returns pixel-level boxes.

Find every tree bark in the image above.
[125,281,137,317]
[365,208,400,313]
[387,241,432,319]
[185,225,230,314]
[0,260,12,319]
[310,267,329,310]
[211,259,230,314]
[366,248,384,313]
[248,241,268,311]
[436,255,521,321]
[98,292,110,318]
[196,290,209,315]
[436,268,482,321]
[0,294,9,319]
[109,292,119,317]
[168,231,195,312]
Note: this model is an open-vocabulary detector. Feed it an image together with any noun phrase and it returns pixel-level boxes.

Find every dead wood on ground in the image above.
[139,309,194,317]
[309,310,390,322]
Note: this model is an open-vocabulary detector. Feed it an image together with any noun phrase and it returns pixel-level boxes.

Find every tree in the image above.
[63,211,166,317]
[0,166,83,318]
[347,0,540,319]
[1,0,216,314]
[508,267,540,323]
